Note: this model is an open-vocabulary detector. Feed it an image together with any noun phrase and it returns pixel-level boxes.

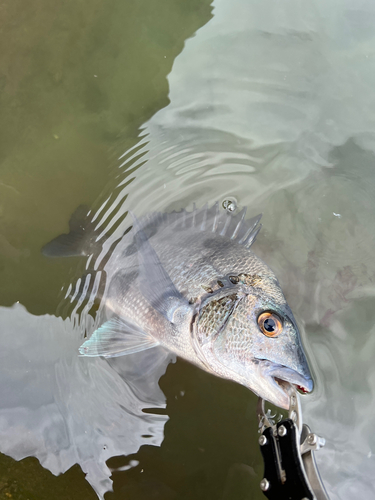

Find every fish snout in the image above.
[269,364,314,394]
[258,360,314,409]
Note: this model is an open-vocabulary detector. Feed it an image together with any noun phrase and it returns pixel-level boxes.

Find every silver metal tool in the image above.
[257,383,330,500]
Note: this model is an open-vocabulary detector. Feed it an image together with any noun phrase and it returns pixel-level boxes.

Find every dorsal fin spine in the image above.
[212,202,220,232]
[192,203,197,227]
[200,203,208,231]
[181,209,186,228]
[230,207,247,240]
[220,213,231,236]
[238,214,262,244]
[245,224,262,248]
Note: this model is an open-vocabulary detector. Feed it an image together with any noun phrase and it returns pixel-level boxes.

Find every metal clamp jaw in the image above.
[257,384,330,500]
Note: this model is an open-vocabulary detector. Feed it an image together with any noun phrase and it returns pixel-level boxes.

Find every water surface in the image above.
[1,0,375,498]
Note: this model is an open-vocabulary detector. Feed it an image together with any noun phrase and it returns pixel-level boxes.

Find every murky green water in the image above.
[2,0,375,498]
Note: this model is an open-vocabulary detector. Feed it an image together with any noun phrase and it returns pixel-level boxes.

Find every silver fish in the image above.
[44,203,313,409]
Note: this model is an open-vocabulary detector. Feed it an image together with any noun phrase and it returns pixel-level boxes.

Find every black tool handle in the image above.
[259,419,314,500]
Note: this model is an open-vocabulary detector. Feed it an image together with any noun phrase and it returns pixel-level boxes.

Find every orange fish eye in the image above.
[257,312,283,338]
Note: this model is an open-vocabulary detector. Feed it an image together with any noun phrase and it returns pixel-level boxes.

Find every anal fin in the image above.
[79,317,159,357]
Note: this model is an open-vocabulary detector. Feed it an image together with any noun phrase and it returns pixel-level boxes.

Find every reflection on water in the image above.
[0,304,171,497]
[1,0,375,498]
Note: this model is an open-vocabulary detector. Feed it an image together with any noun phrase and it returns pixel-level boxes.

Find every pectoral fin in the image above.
[130,211,192,322]
[79,317,159,357]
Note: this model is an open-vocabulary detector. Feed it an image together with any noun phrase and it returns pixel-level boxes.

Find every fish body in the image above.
[43,203,313,409]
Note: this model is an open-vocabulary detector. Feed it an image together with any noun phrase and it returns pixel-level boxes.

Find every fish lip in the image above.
[266,364,314,393]
[257,360,314,408]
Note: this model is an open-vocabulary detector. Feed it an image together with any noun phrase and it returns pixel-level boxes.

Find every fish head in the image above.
[195,273,313,409]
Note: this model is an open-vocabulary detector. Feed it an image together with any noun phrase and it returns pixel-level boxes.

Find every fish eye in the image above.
[257,312,282,338]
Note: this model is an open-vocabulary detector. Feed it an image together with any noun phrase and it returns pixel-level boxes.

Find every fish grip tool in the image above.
[257,384,330,500]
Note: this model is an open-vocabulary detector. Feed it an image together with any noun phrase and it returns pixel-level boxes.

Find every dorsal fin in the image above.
[136,202,262,249]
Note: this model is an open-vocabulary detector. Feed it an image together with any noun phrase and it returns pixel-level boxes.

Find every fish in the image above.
[43,202,313,409]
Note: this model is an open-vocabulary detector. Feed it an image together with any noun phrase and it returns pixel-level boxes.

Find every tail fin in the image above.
[42,205,94,258]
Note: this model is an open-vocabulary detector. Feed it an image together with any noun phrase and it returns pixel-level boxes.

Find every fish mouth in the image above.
[258,361,314,409]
